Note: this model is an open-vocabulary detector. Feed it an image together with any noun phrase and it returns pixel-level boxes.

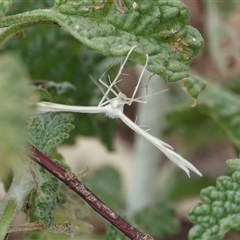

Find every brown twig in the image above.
[29,144,154,240]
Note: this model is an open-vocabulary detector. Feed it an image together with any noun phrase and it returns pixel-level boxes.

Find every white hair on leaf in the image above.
[36,45,202,177]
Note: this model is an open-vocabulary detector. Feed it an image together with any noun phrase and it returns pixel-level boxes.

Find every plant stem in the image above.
[29,143,154,240]
[0,9,56,47]
[126,66,170,213]
[0,9,55,27]
[0,21,53,47]
[0,166,35,239]
[0,199,16,240]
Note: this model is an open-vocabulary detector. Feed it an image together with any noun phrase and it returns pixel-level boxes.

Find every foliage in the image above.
[52,0,204,81]
[28,112,74,154]
[0,0,204,81]
[188,171,240,240]
[6,0,240,239]
[83,166,123,210]
[0,0,14,16]
[0,53,31,179]
[133,199,180,239]
[27,112,74,228]
[104,224,129,240]
[226,159,240,172]
[182,76,240,150]
[3,1,118,148]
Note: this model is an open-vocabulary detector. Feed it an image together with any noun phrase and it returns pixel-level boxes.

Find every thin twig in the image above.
[28,144,154,240]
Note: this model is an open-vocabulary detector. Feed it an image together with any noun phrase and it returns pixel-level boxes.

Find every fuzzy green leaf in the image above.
[197,82,240,150]
[165,103,224,154]
[0,53,31,178]
[52,0,204,82]
[34,172,59,227]
[133,199,180,238]
[104,224,129,240]
[170,76,240,153]
[188,171,240,240]
[0,0,14,16]
[0,199,17,239]
[27,112,74,227]
[226,159,240,172]
[1,0,204,82]
[3,17,117,149]
[83,165,123,209]
[28,112,74,153]
[183,75,206,102]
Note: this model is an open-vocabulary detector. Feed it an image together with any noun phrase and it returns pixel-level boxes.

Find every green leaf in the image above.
[83,165,123,209]
[0,199,17,240]
[3,18,118,149]
[2,1,204,82]
[28,112,74,153]
[165,104,224,153]
[1,0,204,149]
[27,112,74,227]
[43,81,76,103]
[216,0,240,17]
[34,172,59,227]
[169,76,240,153]
[169,175,215,201]
[0,0,14,16]
[104,224,129,240]
[133,199,180,238]
[226,159,240,172]
[183,75,206,103]
[52,0,204,81]
[0,53,31,178]
[197,82,240,150]
[188,171,240,240]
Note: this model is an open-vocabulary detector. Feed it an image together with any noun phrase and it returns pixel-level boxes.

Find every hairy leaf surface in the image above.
[183,76,240,150]
[0,53,31,178]
[83,165,123,209]
[189,171,240,240]
[28,112,74,153]
[133,199,179,238]
[52,0,204,82]
[2,0,204,82]
[198,83,240,149]
[28,112,74,227]
[0,0,14,16]
[104,224,129,240]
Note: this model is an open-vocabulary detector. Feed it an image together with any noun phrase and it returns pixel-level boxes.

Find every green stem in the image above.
[0,9,56,46]
[0,21,54,47]
[0,9,55,27]
[0,167,35,239]
[0,199,17,240]
[126,66,170,213]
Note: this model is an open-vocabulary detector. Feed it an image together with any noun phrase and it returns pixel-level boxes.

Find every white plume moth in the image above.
[36,46,202,177]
